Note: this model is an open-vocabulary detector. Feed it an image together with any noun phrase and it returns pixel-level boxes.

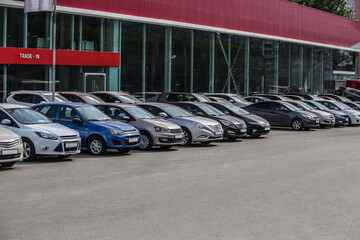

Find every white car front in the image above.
[0,104,81,161]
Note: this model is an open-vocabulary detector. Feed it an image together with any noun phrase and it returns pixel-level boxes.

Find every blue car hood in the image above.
[91,120,137,131]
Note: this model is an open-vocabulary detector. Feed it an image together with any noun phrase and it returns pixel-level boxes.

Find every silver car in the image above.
[96,103,184,150]
[286,101,335,128]
[0,126,23,168]
[138,103,223,145]
[5,91,69,107]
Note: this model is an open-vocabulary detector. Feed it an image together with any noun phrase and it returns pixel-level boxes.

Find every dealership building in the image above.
[0,0,360,99]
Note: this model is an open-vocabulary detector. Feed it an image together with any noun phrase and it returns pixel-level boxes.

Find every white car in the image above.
[0,126,23,168]
[316,100,360,126]
[4,91,69,107]
[0,104,81,161]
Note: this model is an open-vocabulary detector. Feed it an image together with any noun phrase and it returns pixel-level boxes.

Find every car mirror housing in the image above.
[197,112,205,116]
[72,117,83,124]
[122,116,131,121]
[158,112,168,118]
[1,119,11,125]
[224,111,230,115]
[283,108,291,112]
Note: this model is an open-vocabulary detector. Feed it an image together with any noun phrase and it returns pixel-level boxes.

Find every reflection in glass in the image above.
[7,65,47,93]
[7,8,24,48]
[194,31,211,92]
[56,13,72,50]
[82,16,101,51]
[28,12,48,49]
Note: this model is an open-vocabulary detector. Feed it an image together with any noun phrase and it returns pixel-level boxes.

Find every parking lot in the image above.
[1,127,360,240]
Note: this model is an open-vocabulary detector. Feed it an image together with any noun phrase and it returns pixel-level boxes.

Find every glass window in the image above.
[231,36,246,95]
[313,47,322,95]
[146,25,165,92]
[249,38,265,95]
[0,65,3,100]
[108,107,128,119]
[75,106,110,121]
[103,19,116,52]
[279,42,290,94]
[59,106,79,122]
[194,31,211,92]
[303,46,312,94]
[0,8,3,47]
[139,105,163,116]
[39,105,58,120]
[7,65,47,95]
[323,48,333,93]
[28,12,49,49]
[56,66,83,92]
[56,13,72,50]
[6,108,52,124]
[7,8,24,48]
[161,105,193,118]
[290,44,302,93]
[121,22,143,94]
[124,106,155,119]
[214,34,230,93]
[82,16,101,51]
[172,28,191,92]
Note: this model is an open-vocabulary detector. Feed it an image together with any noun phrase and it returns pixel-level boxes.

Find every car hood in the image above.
[323,109,345,116]
[311,109,333,117]
[212,115,245,125]
[179,116,220,126]
[241,114,269,125]
[139,118,181,129]
[342,109,360,116]
[26,123,78,136]
[92,121,137,131]
[0,127,20,140]
[296,110,318,118]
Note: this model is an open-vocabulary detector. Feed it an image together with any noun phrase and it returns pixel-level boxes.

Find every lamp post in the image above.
[51,0,57,102]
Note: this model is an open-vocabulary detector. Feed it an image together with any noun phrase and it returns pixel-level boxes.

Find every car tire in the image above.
[138,131,153,151]
[23,138,36,161]
[291,119,303,131]
[181,127,192,146]
[160,146,173,149]
[1,162,16,168]
[118,148,131,153]
[88,136,107,155]
[348,117,352,126]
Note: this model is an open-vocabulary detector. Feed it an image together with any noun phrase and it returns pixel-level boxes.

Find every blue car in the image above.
[33,103,140,155]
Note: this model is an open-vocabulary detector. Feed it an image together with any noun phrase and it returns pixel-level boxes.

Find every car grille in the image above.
[235,123,246,129]
[207,124,222,132]
[123,130,138,134]
[170,128,182,133]
[0,139,20,149]
[61,135,78,140]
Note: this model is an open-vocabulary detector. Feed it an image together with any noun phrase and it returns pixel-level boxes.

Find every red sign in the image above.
[0,47,120,66]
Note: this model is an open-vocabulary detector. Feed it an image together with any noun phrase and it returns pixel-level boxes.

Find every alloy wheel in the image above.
[292,120,302,130]
[23,142,31,160]
[139,134,150,149]
[90,139,103,155]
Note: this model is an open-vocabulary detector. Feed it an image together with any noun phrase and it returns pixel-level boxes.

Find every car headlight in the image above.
[154,126,170,133]
[108,129,125,135]
[350,112,357,116]
[248,121,260,125]
[335,114,344,118]
[35,131,58,140]
[301,114,312,119]
[219,120,236,128]
[191,121,206,129]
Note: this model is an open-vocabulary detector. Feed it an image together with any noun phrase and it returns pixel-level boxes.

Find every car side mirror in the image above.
[1,119,11,125]
[115,100,120,103]
[158,112,168,118]
[229,99,235,103]
[224,110,230,115]
[197,112,205,116]
[283,108,291,112]
[72,117,83,124]
[122,116,131,121]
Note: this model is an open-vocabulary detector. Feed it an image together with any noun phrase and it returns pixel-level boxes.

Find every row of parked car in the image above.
[1,88,359,169]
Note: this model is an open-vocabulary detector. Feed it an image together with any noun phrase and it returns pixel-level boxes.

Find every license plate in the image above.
[215,131,223,135]
[265,127,270,131]
[174,134,183,139]
[241,129,246,133]
[331,120,335,123]
[316,120,319,124]
[2,149,18,155]
[128,137,138,143]
[66,142,78,148]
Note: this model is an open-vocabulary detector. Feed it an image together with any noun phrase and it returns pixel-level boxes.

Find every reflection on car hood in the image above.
[27,123,78,136]
[310,110,333,117]
[140,118,181,129]
[213,115,245,125]
[298,110,318,117]
[241,114,269,125]
[93,121,137,131]
[0,127,20,140]
[180,116,220,126]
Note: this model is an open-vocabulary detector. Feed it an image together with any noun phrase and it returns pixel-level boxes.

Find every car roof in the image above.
[0,103,30,109]
[91,91,129,95]
[59,92,92,96]
[10,90,55,94]
[34,102,89,107]
[137,102,175,107]
[95,103,135,108]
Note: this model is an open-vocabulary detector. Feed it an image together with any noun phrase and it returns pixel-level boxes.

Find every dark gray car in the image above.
[243,101,319,130]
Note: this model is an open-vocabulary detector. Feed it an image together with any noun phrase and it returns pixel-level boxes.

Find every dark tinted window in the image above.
[271,103,288,111]
[253,102,271,109]
[183,104,200,114]
[59,106,79,122]
[139,105,163,116]
[61,94,72,101]
[108,107,129,120]
[13,94,33,103]
[32,95,44,104]
[39,105,58,120]
[166,94,183,102]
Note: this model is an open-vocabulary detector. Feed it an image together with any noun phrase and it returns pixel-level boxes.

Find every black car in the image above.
[243,96,271,103]
[204,93,250,107]
[318,94,351,102]
[207,101,271,137]
[243,101,319,130]
[335,87,360,101]
[157,92,211,103]
[253,94,291,101]
[172,102,247,140]
[302,100,349,126]
[342,101,360,110]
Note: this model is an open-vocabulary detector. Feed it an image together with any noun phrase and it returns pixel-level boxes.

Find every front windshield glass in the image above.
[195,95,212,102]
[44,94,69,102]
[307,101,328,110]
[7,108,52,124]
[223,104,250,115]
[115,94,142,104]
[231,95,247,103]
[197,105,224,116]
[334,102,352,110]
[82,95,104,104]
[75,106,111,121]
[125,107,156,119]
[297,102,313,111]
[282,102,300,111]
[161,105,194,118]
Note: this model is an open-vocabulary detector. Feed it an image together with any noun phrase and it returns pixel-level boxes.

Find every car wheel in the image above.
[88,136,107,155]
[291,119,303,131]
[138,132,153,151]
[348,117,352,126]
[23,138,36,161]
[181,127,192,146]
[160,146,173,149]
[58,155,72,159]
[1,162,16,168]
[118,148,131,153]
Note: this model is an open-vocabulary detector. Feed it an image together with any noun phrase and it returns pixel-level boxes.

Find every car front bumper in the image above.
[34,135,81,156]
[107,134,141,149]
[303,119,320,128]
[191,127,223,142]
[0,143,23,163]
[152,132,184,146]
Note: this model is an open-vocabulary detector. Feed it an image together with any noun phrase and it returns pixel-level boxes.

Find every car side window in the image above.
[39,105,58,120]
[61,95,71,101]
[13,94,33,103]
[59,106,79,122]
[271,103,288,111]
[185,95,196,101]
[166,94,182,102]
[140,106,163,116]
[0,110,17,127]
[183,104,200,114]
[32,95,44,104]
[254,102,271,109]
[105,95,117,103]
[71,96,83,103]
[109,107,129,119]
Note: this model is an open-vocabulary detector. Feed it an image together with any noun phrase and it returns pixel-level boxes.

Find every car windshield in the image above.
[282,102,300,111]
[75,106,111,121]
[115,94,142,104]
[195,95,212,102]
[333,102,352,110]
[307,101,328,110]
[44,94,69,102]
[293,102,313,111]
[223,104,250,115]
[161,105,194,118]
[125,106,156,119]
[197,104,224,116]
[82,95,104,104]
[231,95,247,103]
[7,108,52,124]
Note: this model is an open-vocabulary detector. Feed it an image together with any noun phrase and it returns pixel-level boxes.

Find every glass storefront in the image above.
[0,6,358,99]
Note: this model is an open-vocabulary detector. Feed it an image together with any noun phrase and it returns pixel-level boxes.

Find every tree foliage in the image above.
[288,0,355,19]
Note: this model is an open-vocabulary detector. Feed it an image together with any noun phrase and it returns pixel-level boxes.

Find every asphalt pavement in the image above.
[1,127,360,240]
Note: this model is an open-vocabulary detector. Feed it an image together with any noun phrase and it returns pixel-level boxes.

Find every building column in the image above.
[299,45,304,92]
[23,13,28,48]
[78,16,82,51]
[106,20,120,91]
[274,41,279,94]
[244,37,250,96]
[3,65,7,101]
[3,8,7,47]
[164,27,172,92]
[70,15,75,50]
[142,24,146,99]
[190,30,194,93]
[320,48,324,93]
[209,33,215,93]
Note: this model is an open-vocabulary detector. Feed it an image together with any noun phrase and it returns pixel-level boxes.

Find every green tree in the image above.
[288,0,355,19]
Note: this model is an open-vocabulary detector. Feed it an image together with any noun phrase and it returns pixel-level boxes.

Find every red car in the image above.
[58,92,105,104]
